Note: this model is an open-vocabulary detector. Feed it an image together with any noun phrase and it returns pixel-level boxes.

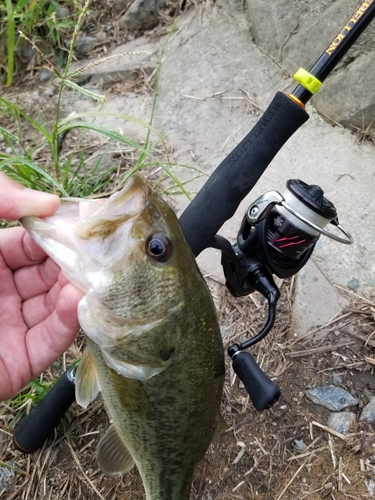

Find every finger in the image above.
[0,172,60,220]
[22,281,62,329]
[0,227,48,270]
[14,257,60,301]
[22,272,83,329]
[26,284,84,377]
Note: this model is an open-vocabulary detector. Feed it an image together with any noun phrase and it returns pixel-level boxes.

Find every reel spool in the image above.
[238,179,353,279]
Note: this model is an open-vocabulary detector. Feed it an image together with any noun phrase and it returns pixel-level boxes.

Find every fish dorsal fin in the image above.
[97,424,135,477]
[75,348,101,408]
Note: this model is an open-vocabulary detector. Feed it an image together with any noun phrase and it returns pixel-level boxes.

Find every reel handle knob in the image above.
[13,366,76,453]
[231,350,280,411]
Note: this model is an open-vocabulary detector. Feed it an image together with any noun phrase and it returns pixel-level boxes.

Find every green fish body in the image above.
[21,175,225,500]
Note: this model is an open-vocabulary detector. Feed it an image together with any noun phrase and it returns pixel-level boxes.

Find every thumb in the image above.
[0,172,60,220]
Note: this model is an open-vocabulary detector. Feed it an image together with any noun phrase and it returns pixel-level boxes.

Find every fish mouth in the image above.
[20,174,150,292]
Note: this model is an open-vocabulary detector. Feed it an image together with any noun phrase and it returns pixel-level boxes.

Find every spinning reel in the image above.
[213,179,353,411]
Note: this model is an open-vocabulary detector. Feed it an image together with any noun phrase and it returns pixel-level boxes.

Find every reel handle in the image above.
[231,351,280,411]
[13,366,76,453]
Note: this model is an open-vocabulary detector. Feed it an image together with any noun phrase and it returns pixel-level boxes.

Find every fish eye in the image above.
[146,233,171,262]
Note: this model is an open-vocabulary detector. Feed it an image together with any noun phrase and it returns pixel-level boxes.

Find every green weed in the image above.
[0,0,200,200]
[1,0,82,86]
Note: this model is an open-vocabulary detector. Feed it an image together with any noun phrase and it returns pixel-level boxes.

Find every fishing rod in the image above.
[13,0,375,453]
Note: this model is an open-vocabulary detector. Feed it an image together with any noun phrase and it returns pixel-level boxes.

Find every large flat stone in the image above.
[289,259,342,338]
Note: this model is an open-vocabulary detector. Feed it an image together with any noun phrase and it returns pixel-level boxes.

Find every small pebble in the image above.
[39,69,53,82]
[56,4,70,18]
[294,439,306,450]
[360,398,375,424]
[0,464,15,492]
[306,385,358,411]
[333,373,343,386]
[74,35,99,56]
[347,277,360,290]
[327,411,356,434]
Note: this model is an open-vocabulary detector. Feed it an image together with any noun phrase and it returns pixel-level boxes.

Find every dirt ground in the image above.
[1,281,375,500]
[1,2,375,499]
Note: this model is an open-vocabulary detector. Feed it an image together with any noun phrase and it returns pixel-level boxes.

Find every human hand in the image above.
[0,173,84,401]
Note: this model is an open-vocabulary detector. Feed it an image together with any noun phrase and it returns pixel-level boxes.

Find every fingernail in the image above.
[21,188,60,217]
[23,188,59,201]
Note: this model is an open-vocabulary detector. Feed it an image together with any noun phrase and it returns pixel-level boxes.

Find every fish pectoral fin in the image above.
[101,343,173,381]
[96,424,135,477]
[75,348,101,408]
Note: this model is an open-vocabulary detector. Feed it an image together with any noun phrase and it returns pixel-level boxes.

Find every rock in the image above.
[39,69,53,82]
[360,398,375,424]
[306,386,358,411]
[120,0,163,31]
[321,482,333,498]
[333,374,343,386]
[327,412,356,434]
[113,0,134,14]
[289,259,341,338]
[294,439,306,451]
[15,38,35,63]
[56,4,70,18]
[0,463,15,492]
[43,87,55,97]
[73,34,105,56]
[244,0,375,130]
[69,35,159,87]
[347,278,360,290]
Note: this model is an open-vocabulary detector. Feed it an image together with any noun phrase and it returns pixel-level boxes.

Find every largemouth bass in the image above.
[21,174,225,500]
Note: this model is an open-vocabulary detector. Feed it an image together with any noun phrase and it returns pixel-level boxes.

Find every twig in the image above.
[335,285,375,307]
[288,341,354,358]
[65,434,107,500]
[328,435,336,469]
[312,421,347,441]
[292,312,352,342]
[254,437,269,456]
[196,460,208,498]
[275,458,307,500]
[244,456,259,477]
[232,480,245,492]
[287,445,327,461]
[365,356,375,366]
[278,16,299,62]
[346,329,375,349]
[338,456,343,491]
[225,417,252,433]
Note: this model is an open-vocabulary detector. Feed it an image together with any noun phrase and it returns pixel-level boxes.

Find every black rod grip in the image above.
[179,92,309,256]
[13,367,76,453]
[232,351,280,411]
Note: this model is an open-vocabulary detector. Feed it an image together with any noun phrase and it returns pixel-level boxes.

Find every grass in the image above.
[0,0,201,200]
